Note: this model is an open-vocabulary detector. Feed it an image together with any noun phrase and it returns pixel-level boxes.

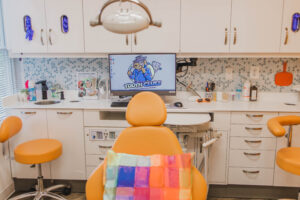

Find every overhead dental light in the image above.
[90,0,162,34]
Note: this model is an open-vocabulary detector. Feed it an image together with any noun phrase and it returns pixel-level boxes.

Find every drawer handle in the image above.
[243,170,260,174]
[99,157,104,161]
[57,112,73,115]
[245,127,263,131]
[21,112,36,115]
[244,140,262,144]
[98,145,112,149]
[246,114,263,118]
[244,152,261,156]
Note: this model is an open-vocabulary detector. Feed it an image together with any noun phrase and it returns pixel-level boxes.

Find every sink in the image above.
[34,100,61,105]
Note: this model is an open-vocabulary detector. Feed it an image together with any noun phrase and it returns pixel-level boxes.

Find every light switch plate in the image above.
[250,66,260,80]
[225,67,233,80]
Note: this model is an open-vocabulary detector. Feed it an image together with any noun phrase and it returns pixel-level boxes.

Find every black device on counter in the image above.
[36,80,48,100]
[174,102,183,108]
[57,91,65,100]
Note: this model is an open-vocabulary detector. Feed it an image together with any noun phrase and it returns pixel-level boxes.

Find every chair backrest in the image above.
[268,115,300,137]
[0,116,22,143]
[112,92,183,155]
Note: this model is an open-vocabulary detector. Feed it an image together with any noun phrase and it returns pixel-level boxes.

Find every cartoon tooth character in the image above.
[128,56,153,83]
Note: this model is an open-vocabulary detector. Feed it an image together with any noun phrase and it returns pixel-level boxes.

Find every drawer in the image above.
[231,112,277,125]
[230,137,276,150]
[228,167,274,185]
[85,139,114,155]
[229,150,275,168]
[231,125,274,138]
[86,154,105,166]
[84,110,130,127]
[86,166,98,178]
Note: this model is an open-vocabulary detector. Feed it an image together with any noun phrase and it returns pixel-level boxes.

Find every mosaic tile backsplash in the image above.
[19,57,300,92]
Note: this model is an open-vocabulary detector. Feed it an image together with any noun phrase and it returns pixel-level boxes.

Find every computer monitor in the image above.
[109,53,176,96]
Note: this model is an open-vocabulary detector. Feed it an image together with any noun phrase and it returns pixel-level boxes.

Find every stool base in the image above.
[9,164,69,200]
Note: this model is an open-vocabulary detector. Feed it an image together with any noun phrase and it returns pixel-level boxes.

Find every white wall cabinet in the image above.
[47,110,86,180]
[8,109,51,179]
[83,0,132,53]
[8,0,84,53]
[280,0,300,52]
[131,0,180,53]
[230,0,283,53]
[273,112,300,187]
[181,0,232,53]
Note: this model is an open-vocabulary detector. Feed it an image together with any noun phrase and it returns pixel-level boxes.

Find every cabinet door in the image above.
[131,0,180,53]
[181,0,231,53]
[83,0,132,53]
[47,110,86,180]
[0,142,13,198]
[230,0,283,52]
[44,0,84,53]
[11,0,48,53]
[8,109,50,179]
[208,131,228,184]
[273,112,300,187]
[280,0,300,52]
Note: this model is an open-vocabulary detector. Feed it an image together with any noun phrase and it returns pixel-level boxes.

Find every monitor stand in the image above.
[110,96,132,107]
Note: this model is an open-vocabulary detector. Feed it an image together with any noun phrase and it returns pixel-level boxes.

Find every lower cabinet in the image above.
[47,110,86,180]
[8,109,51,179]
[0,142,14,199]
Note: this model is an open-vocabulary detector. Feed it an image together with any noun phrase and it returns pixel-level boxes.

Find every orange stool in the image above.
[0,116,70,200]
[268,115,300,199]
[85,92,207,200]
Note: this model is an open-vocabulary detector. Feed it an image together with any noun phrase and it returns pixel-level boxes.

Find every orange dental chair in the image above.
[268,115,300,199]
[0,116,70,200]
[86,91,207,200]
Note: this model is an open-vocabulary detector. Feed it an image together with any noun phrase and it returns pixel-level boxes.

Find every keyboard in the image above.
[111,101,129,107]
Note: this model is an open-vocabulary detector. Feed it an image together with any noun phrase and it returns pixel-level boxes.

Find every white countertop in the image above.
[4,96,300,113]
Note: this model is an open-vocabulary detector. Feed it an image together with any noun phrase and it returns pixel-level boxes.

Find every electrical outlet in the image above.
[250,66,260,80]
[225,67,233,80]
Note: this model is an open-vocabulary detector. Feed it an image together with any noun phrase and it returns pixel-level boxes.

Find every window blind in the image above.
[0,0,6,49]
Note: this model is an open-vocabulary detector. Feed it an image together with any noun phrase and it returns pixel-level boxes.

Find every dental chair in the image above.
[86,91,207,200]
[268,115,300,199]
[0,116,69,200]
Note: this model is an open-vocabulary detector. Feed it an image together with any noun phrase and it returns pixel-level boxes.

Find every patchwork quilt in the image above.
[103,150,194,200]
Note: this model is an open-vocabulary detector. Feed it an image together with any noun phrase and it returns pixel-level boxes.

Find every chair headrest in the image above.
[0,116,22,143]
[126,92,167,126]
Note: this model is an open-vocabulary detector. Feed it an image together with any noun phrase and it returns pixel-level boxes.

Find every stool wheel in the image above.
[62,185,72,196]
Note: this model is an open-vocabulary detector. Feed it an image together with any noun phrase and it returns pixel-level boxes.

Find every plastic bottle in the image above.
[235,89,242,101]
[242,80,250,102]
[28,81,36,101]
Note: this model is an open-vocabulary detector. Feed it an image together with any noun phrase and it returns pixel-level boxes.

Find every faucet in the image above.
[36,80,48,100]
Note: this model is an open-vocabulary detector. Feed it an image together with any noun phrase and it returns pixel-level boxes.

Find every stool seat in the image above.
[14,139,62,164]
[277,147,300,176]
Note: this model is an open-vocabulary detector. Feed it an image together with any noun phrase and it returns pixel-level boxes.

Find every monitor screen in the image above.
[109,53,176,96]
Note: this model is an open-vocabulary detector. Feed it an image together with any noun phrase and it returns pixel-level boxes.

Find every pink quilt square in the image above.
[149,188,163,200]
[134,188,150,200]
[165,167,179,188]
[134,167,150,188]
[116,187,134,200]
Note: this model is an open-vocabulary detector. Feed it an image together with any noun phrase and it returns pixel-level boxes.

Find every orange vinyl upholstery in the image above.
[86,92,207,200]
[0,116,22,143]
[267,116,300,176]
[14,138,62,164]
[267,115,300,137]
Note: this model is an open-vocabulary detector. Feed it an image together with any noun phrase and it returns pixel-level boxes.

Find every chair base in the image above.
[9,164,70,200]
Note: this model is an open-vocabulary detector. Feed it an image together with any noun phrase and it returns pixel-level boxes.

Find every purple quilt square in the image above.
[117,166,136,187]
[134,167,150,187]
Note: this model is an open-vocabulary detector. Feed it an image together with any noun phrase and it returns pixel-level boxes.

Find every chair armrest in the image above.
[86,163,105,200]
[268,115,300,137]
[192,166,207,200]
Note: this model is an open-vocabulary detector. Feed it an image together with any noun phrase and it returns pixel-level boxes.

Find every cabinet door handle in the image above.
[244,140,262,144]
[126,35,129,46]
[233,27,237,45]
[98,145,112,149]
[21,111,36,115]
[134,34,137,45]
[245,127,263,131]
[224,28,228,45]
[40,29,44,46]
[57,112,73,115]
[99,157,104,161]
[284,27,289,45]
[49,29,53,45]
[243,170,260,174]
[246,114,263,118]
[244,152,261,156]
